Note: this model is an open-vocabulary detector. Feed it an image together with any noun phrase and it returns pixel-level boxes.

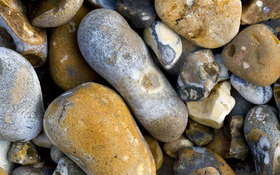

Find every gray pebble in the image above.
[50,147,65,164]
[0,140,15,174]
[12,166,54,175]
[215,54,229,82]
[87,0,117,9]
[0,47,44,141]
[32,132,52,149]
[53,157,86,175]
[230,74,273,105]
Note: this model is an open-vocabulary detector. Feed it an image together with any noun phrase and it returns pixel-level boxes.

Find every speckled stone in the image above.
[241,0,280,25]
[0,140,15,174]
[163,136,193,159]
[185,119,213,146]
[222,24,280,87]
[8,141,41,165]
[116,0,156,28]
[12,166,54,175]
[53,157,86,175]
[44,83,156,174]
[87,0,117,9]
[0,47,44,141]
[230,74,273,105]
[144,20,182,70]
[215,54,229,82]
[32,132,52,149]
[78,9,188,142]
[244,105,280,175]
[155,0,242,48]
[177,49,219,102]
[174,147,235,175]
[144,135,163,170]
[50,147,65,164]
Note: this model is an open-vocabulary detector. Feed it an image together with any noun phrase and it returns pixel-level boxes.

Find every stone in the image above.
[222,24,280,87]
[177,49,219,102]
[230,74,273,105]
[229,115,249,160]
[185,118,213,146]
[0,47,44,141]
[155,0,242,48]
[49,4,100,91]
[44,83,156,174]
[187,81,235,129]
[50,147,65,164]
[144,135,163,170]
[32,132,52,149]
[273,81,280,112]
[116,0,156,28]
[87,0,117,9]
[262,18,280,34]
[78,9,188,142]
[53,157,86,175]
[31,0,83,28]
[191,167,220,175]
[215,54,229,82]
[244,105,280,175]
[0,27,15,50]
[229,156,256,175]
[8,141,41,165]
[144,20,182,70]
[174,147,235,175]
[12,166,54,175]
[0,167,8,175]
[156,153,174,175]
[0,0,47,67]
[241,0,280,25]
[163,136,193,159]
[0,140,15,174]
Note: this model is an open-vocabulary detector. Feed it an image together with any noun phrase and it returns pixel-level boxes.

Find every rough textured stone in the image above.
[244,105,280,175]
[187,81,235,129]
[117,0,156,28]
[0,47,44,141]
[144,135,163,170]
[78,9,188,142]
[53,157,86,175]
[49,5,99,91]
[222,24,280,87]
[50,147,65,164]
[185,119,213,146]
[32,132,52,149]
[177,49,219,102]
[144,20,182,70]
[0,140,15,175]
[155,0,242,48]
[174,147,235,175]
[163,136,193,159]
[44,83,156,175]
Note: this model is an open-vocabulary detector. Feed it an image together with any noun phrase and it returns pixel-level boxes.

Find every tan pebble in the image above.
[163,135,193,159]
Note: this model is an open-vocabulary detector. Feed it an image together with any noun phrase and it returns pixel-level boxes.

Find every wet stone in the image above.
[144,20,182,70]
[185,119,213,146]
[177,49,219,102]
[144,135,163,170]
[244,105,280,175]
[117,0,156,28]
[8,141,41,165]
[215,54,229,82]
[50,147,66,164]
[230,74,273,105]
[53,157,86,175]
[163,136,193,159]
[0,140,15,174]
[174,147,235,175]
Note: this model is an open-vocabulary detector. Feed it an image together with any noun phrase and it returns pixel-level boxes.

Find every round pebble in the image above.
[50,147,66,164]
[32,132,52,149]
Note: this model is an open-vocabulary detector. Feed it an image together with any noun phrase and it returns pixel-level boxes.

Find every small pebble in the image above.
[8,141,41,165]
[163,135,193,159]
[0,140,15,174]
[32,132,52,149]
[144,135,163,170]
[215,54,229,82]
[53,157,86,175]
[50,147,66,164]
[230,74,273,105]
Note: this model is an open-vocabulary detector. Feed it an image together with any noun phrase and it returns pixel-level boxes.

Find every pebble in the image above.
[12,166,54,175]
[0,167,8,175]
[43,83,156,174]
[230,74,273,105]
[49,5,100,91]
[87,0,117,9]
[8,141,41,165]
[78,9,188,142]
[0,1,48,67]
[174,147,235,175]
[32,132,52,149]
[144,135,163,170]
[0,140,14,174]
[144,20,182,70]
[53,157,86,175]
[0,47,44,141]
[273,81,280,112]
[177,49,219,102]
[187,81,235,129]
[163,136,193,159]
[117,0,156,28]
[0,27,16,50]
[185,119,213,146]
[31,0,84,28]
[244,105,280,175]
[155,0,242,48]
[215,54,229,82]
[50,147,66,164]
[241,0,280,25]
[222,24,280,86]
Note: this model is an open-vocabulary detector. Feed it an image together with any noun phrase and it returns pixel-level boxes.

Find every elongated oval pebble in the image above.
[44,82,156,174]
[78,9,188,142]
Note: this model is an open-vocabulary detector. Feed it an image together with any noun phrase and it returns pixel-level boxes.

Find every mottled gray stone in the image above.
[0,47,44,141]
[53,157,86,175]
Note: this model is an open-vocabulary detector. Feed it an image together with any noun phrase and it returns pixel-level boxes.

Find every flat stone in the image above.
[163,136,193,159]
